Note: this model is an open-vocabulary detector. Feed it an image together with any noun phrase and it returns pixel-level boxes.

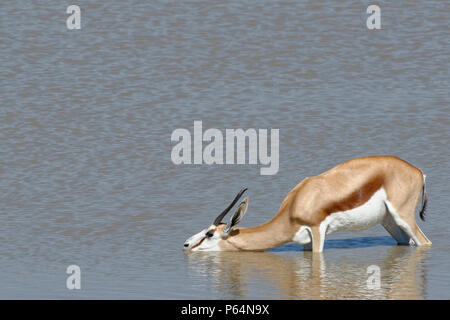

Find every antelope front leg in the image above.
[311,226,325,253]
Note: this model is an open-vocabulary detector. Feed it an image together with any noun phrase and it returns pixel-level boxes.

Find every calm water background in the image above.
[0,0,449,299]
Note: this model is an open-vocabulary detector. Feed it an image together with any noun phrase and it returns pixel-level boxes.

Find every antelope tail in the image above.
[419,174,428,221]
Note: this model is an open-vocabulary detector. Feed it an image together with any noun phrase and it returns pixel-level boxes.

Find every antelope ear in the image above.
[224,197,248,235]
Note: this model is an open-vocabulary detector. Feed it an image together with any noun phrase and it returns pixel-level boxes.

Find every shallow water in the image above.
[0,1,449,299]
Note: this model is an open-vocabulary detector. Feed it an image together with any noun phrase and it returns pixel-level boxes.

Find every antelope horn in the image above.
[213,188,248,226]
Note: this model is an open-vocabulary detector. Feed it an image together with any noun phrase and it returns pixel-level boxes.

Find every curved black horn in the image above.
[213,188,248,226]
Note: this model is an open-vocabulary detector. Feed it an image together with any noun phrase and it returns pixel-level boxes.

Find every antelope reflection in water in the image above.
[185,240,429,299]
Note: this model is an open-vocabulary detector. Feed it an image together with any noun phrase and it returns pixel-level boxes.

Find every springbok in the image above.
[183,156,432,252]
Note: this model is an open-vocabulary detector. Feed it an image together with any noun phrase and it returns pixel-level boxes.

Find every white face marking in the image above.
[184,225,223,251]
[192,231,222,251]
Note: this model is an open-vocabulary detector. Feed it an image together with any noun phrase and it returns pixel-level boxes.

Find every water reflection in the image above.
[270,236,397,251]
[185,238,429,299]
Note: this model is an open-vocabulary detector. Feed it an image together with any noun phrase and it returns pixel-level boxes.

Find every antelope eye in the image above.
[205,231,213,238]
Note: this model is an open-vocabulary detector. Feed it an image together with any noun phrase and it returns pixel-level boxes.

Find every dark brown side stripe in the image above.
[191,237,205,250]
[323,174,385,215]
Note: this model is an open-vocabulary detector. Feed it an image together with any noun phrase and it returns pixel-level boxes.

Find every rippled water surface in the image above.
[0,1,449,299]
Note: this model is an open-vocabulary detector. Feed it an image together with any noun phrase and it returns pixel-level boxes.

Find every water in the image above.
[0,0,449,299]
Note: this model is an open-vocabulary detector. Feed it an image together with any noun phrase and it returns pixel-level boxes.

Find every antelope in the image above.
[183,156,432,252]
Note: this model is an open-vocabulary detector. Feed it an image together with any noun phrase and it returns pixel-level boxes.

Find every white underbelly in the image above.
[292,188,388,244]
[323,188,387,234]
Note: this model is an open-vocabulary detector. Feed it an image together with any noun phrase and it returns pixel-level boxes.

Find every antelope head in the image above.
[183,188,249,251]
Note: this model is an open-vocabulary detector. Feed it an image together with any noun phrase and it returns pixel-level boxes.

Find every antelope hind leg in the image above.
[381,212,411,245]
[384,201,431,246]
